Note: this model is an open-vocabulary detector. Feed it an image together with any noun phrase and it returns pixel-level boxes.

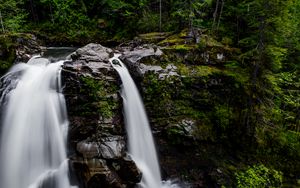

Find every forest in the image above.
[0,0,299,187]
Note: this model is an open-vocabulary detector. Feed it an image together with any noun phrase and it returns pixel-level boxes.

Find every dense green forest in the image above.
[0,0,299,187]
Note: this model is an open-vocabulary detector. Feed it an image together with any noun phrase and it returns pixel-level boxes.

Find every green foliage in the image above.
[265,45,287,72]
[0,0,27,33]
[3,14,26,32]
[137,12,160,33]
[39,0,92,38]
[213,105,233,130]
[0,35,16,73]
[235,164,283,188]
[80,76,118,119]
[170,0,212,29]
[256,127,300,160]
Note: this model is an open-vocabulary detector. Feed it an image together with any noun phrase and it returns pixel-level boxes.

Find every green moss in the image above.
[139,32,164,38]
[0,35,17,74]
[178,29,189,38]
[0,60,14,71]
[159,38,185,45]
[80,76,118,119]
[221,37,233,46]
[176,64,190,75]
[138,32,172,43]
[158,34,185,46]
[199,35,223,48]
[193,118,215,141]
[223,69,249,84]
[195,66,221,77]
[164,44,196,53]
[177,64,221,77]
[189,65,243,83]
[213,105,234,130]
[166,124,190,145]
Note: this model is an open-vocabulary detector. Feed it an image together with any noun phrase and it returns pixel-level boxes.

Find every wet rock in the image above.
[74,43,113,63]
[117,45,178,79]
[0,34,42,74]
[14,34,42,62]
[136,32,172,44]
[77,137,125,160]
[98,136,125,159]
[87,173,125,188]
[71,158,127,188]
[62,43,142,188]
[165,119,196,145]
[64,43,115,78]
[118,45,162,77]
[77,141,99,159]
[69,161,90,187]
[116,155,142,185]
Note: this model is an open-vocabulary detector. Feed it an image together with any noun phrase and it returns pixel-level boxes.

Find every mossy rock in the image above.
[164,44,196,53]
[177,64,222,77]
[137,32,172,44]
[160,33,241,65]
[158,29,193,46]
[0,35,17,74]
[78,76,119,119]
[158,36,186,46]
[0,33,42,75]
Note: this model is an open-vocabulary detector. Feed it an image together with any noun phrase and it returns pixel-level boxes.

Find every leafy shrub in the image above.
[235,164,283,188]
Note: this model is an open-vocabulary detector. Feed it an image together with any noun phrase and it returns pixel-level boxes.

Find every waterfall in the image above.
[109,56,180,188]
[0,56,77,188]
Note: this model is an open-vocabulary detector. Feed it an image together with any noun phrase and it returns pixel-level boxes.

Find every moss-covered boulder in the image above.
[62,44,141,188]
[0,33,42,75]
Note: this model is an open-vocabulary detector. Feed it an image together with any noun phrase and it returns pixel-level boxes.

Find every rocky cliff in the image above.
[61,38,241,187]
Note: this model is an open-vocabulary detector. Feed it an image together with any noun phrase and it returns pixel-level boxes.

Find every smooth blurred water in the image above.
[110,55,180,188]
[0,56,77,188]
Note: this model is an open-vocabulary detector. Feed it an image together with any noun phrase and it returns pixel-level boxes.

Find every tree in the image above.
[0,0,27,33]
[170,0,212,30]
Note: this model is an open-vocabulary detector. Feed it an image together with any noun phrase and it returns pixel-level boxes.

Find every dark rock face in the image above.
[62,42,219,188]
[15,34,42,62]
[62,42,232,187]
[62,44,142,188]
[0,33,42,75]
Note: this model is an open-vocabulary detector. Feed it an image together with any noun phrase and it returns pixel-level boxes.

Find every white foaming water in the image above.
[109,56,180,188]
[0,56,77,188]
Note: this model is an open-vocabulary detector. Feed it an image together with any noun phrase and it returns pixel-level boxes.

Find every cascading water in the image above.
[109,55,180,188]
[0,56,77,188]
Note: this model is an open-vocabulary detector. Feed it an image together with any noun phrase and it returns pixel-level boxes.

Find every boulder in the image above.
[15,34,42,62]
[77,136,125,160]
[116,45,179,79]
[62,43,142,188]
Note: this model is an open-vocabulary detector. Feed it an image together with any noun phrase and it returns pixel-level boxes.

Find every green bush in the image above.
[235,164,283,188]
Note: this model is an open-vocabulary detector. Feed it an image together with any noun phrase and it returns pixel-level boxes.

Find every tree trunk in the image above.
[29,0,39,22]
[0,11,4,33]
[216,0,225,31]
[49,3,54,24]
[212,0,220,31]
[159,0,162,32]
